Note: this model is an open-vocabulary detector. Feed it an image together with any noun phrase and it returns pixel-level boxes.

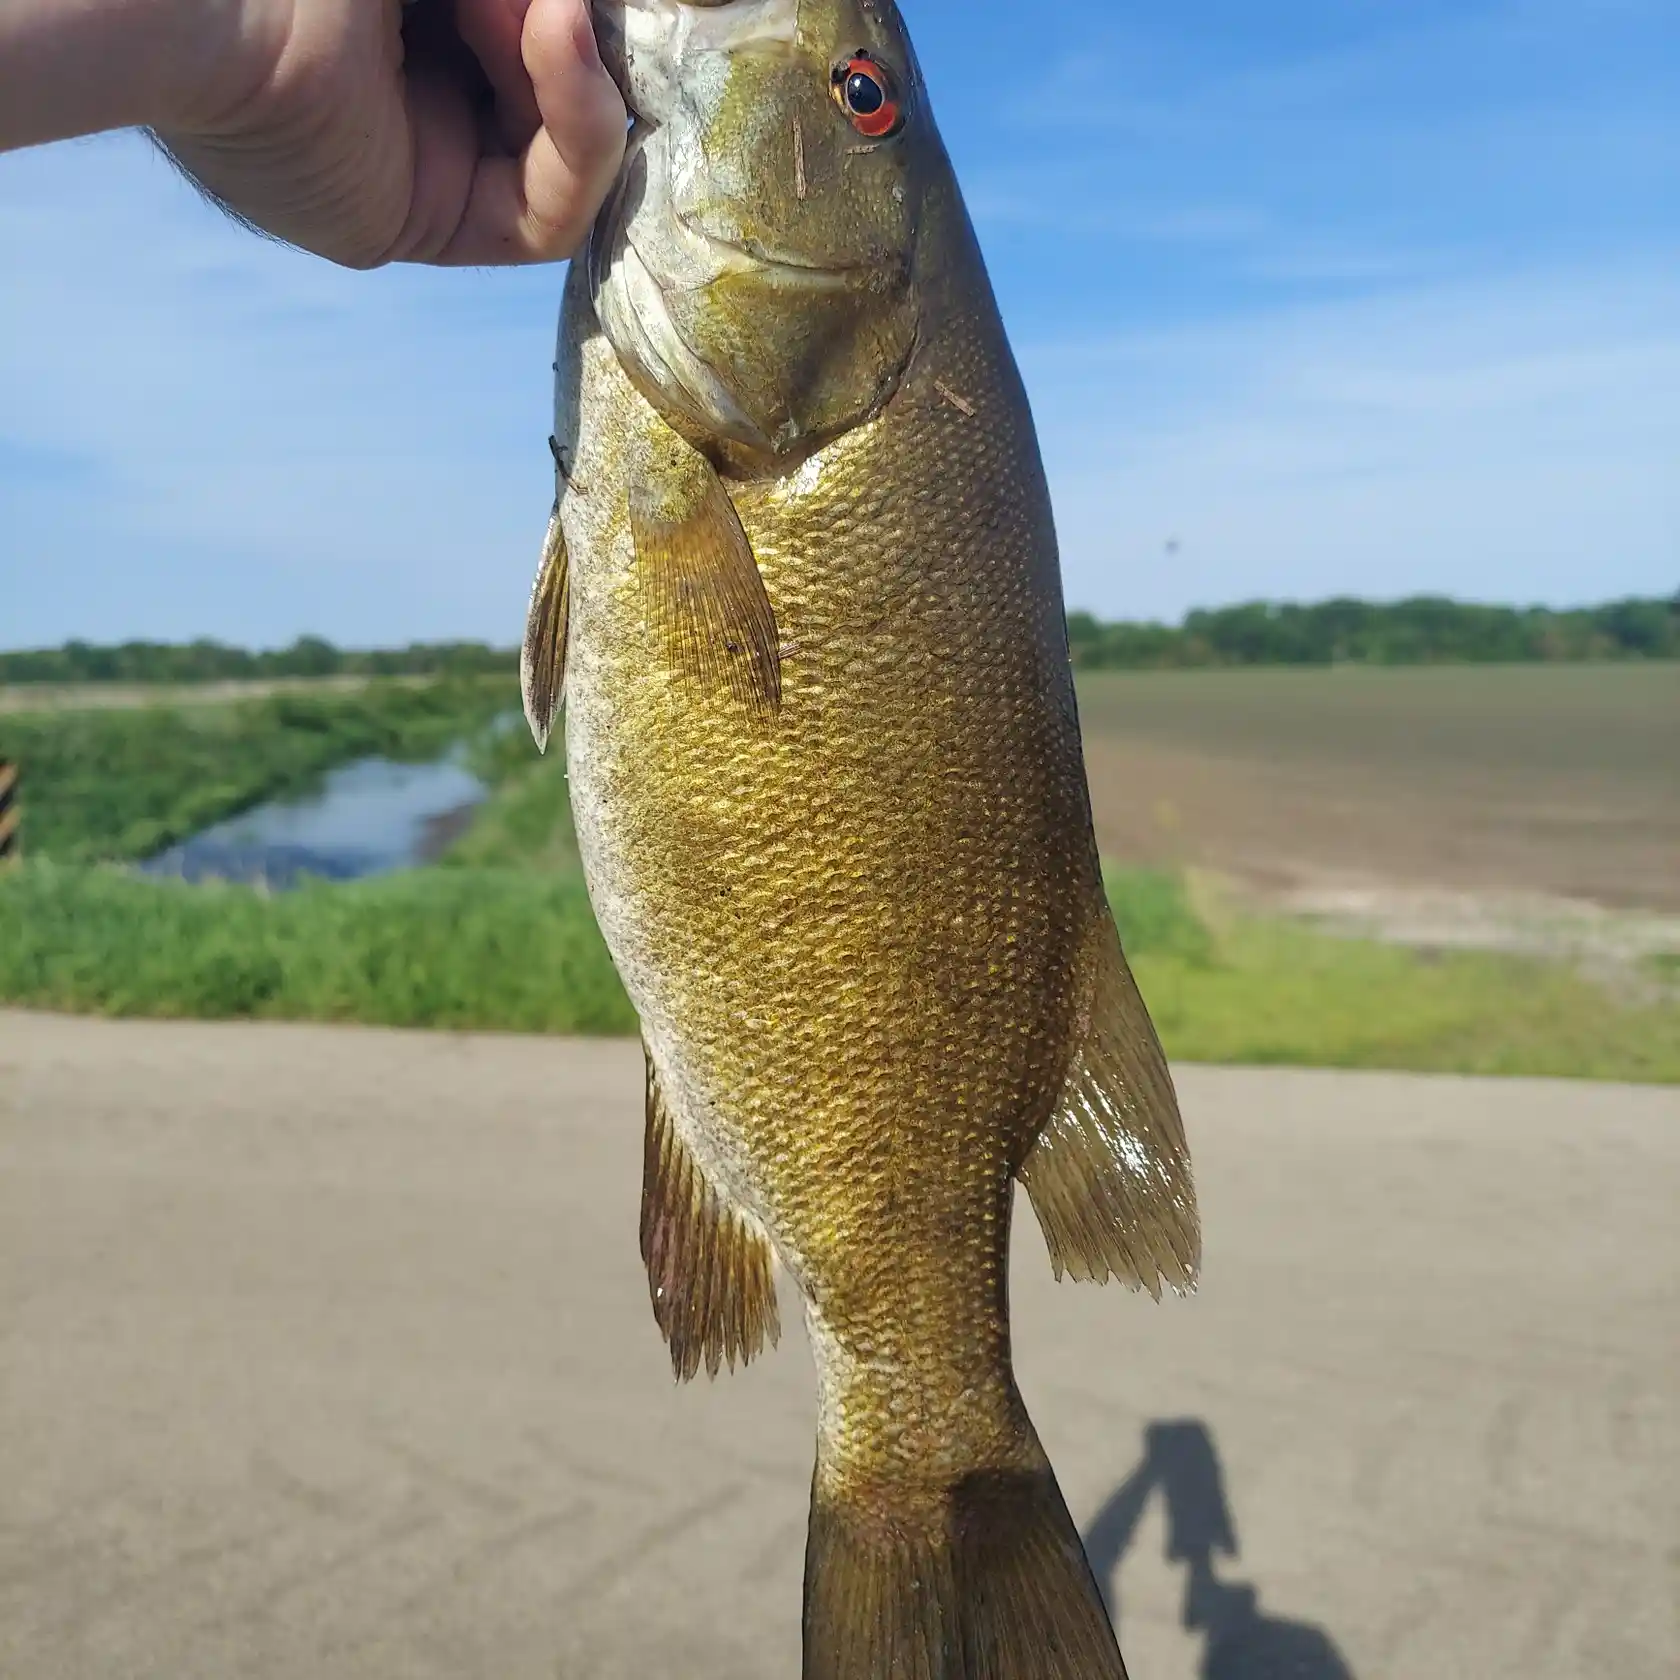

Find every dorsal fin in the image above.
[1018,908,1200,1298]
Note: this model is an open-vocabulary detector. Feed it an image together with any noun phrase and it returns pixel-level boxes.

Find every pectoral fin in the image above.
[521,504,570,753]
[1018,908,1200,1297]
[629,421,782,717]
[641,1047,782,1380]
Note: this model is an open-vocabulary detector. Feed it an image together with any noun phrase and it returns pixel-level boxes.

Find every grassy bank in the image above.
[0,862,633,1034]
[0,678,516,863]
[1132,910,1680,1084]
[439,721,581,872]
[2,860,1673,1082]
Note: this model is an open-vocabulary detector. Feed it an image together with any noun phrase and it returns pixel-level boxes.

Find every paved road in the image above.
[2,1012,1675,1680]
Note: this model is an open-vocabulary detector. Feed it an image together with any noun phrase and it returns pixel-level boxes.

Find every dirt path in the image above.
[1,1013,1675,1680]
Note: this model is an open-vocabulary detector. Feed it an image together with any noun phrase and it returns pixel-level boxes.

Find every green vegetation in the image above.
[439,758,581,872]
[1128,882,1679,1085]
[0,678,515,863]
[1104,869,1216,967]
[1066,593,1678,670]
[0,855,1672,1082]
[438,721,582,873]
[0,635,515,686]
[4,593,1674,691]
[0,862,633,1035]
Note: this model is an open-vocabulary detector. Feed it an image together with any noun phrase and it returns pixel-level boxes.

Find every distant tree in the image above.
[278,635,340,677]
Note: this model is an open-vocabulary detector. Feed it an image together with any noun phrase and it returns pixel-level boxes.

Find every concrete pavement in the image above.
[1,1012,1675,1679]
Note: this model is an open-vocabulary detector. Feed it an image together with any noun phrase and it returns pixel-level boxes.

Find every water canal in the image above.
[139,755,487,889]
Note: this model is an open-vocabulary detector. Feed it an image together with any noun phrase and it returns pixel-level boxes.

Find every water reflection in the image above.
[139,756,485,889]
[1086,1419,1355,1680]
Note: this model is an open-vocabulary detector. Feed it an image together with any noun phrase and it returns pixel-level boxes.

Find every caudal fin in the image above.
[802,1462,1127,1679]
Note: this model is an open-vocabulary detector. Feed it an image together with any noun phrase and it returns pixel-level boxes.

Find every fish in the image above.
[521,2,1200,1673]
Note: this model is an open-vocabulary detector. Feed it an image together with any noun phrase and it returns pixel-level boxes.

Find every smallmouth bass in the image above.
[521,3,1200,1673]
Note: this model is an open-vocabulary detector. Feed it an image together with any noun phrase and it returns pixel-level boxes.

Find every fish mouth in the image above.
[677,221,880,290]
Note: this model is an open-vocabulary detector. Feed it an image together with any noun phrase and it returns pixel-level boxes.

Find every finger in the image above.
[456,0,540,152]
[525,0,625,194]
[382,59,485,264]
[404,0,623,264]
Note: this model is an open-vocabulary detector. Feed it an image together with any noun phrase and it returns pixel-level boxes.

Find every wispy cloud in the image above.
[1026,261,1680,616]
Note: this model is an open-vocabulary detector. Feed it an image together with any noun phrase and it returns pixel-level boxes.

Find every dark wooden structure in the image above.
[0,759,17,863]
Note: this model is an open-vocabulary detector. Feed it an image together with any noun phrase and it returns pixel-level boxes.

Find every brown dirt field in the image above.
[1077,664,1680,912]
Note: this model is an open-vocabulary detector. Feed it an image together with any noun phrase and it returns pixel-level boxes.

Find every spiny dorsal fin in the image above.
[521,504,570,752]
[629,421,781,717]
[640,1047,781,1380]
[1018,909,1200,1298]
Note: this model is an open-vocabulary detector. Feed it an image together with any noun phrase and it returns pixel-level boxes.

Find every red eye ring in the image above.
[831,53,902,139]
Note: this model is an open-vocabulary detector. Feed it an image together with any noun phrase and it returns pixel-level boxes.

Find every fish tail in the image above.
[802,1432,1127,1679]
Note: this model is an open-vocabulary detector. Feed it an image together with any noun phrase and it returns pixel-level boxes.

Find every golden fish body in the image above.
[521,4,1199,1673]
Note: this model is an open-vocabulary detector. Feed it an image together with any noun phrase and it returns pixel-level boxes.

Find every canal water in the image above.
[139,756,487,889]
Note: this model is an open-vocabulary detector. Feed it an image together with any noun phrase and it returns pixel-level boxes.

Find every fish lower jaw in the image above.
[673,214,876,290]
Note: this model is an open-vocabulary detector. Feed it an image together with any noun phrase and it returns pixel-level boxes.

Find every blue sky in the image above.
[1,0,1676,650]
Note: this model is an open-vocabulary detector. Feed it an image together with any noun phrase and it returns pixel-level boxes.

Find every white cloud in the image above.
[1025,261,1680,616]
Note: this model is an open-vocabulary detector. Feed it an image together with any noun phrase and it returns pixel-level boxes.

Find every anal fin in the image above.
[1019,910,1201,1297]
[641,1047,781,1380]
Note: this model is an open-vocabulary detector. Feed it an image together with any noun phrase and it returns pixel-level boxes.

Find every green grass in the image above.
[0,861,633,1034]
[1131,917,1680,1084]
[1104,869,1216,967]
[1,858,1673,1081]
[440,730,582,872]
[0,678,518,863]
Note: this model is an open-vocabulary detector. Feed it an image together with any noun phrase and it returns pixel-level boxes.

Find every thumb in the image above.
[405,0,624,265]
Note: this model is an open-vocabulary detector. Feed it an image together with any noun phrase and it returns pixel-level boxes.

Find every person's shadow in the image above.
[1084,1420,1355,1680]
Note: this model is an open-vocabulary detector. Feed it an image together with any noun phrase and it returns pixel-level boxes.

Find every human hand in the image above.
[0,0,626,269]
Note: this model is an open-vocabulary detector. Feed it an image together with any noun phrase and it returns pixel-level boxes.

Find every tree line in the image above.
[0,636,515,685]
[1065,594,1676,669]
[2,595,1674,684]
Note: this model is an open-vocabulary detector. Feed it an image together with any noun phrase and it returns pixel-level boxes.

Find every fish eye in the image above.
[830,51,903,139]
